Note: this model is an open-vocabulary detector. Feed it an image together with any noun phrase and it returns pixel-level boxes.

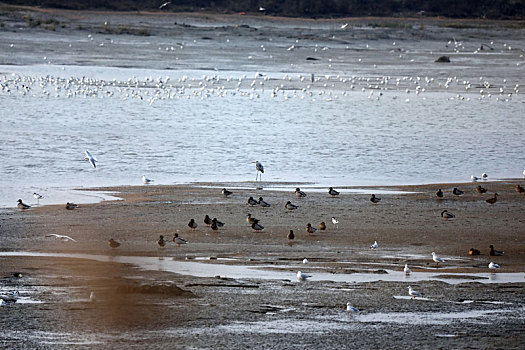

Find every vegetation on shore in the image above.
[1,0,525,19]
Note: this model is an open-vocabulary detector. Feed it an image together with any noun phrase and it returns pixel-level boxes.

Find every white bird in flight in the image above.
[408,286,422,299]
[142,175,153,184]
[84,150,97,168]
[45,234,77,242]
[297,271,311,281]
[346,303,359,312]
[340,23,349,29]
[159,1,171,9]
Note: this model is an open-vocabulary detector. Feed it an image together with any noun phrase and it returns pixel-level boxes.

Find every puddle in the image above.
[1,252,524,285]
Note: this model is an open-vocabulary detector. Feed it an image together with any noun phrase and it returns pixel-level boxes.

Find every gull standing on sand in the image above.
[346,303,360,312]
[33,192,43,205]
[84,150,97,168]
[404,264,411,275]
[17,199,31,210]
[432,252,445,266]
[488,262,500,273]
[142,175,153,184]
[297,271,311,281]
[253,161,264,181]
[45,234,77,242]
[408,286,422,299]
[441,210,455,220]
[295,188,307,198]
[370,241,378,249]
[328,187,340,197]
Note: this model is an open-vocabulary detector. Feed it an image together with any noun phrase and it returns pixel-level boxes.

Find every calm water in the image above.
[1,24,524,207]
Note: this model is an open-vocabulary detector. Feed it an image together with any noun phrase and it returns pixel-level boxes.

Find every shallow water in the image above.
[2,252,524,284]
[1,24,524,208]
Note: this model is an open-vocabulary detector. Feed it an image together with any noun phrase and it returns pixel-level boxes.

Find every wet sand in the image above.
[1,180,524,348]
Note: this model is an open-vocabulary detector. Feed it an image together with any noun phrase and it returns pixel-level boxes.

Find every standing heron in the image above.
[253,161,264,181]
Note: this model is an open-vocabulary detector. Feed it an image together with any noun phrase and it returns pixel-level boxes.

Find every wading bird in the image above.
[33,192,43,205]
[253,161,264,181]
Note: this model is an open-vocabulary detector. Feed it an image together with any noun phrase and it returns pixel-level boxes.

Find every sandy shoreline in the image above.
[1,180,525,348]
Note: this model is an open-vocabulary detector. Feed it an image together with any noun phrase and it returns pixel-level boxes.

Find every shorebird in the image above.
[204,215,212,226]
[173,233,188,246]
[346,303,359,312]
[188,218,197,230]
[222,188,233,196]
[476,185,487,194]
[302,258,309,264]
[404,264,411,275]
[66,202,79,210]
[157,235,166,248]
[297,271,311,281]
[258,197,271,208]
[33,192,43,205]
[482,173,488,179]
[436,189,443,198]
[287,230,295,243]
[471,175,479,181]
[370,194,381,204]
[515,184,525,193]
[468,248,480,256]
[453,187,464,195]
[441,210,455,220]
[253,161,264,181]
[306,223,317,235]
[489,245,504,256]
[488,261,500,273]
[251,222,264,231]
[247,196,258,206]
[17,199,30,210]
[108,238,121,249]
[370,240,378,249]
[408,286,422,299]
[331,217,339,230]
[486,193,498,205]
[84,150,97,168]
[142,175,153,184]
[285,201,298,211]
[246,213,259,225]
[432,252,445,266]
[328,187,340,197]
[45,234,76,242]
[295,188,307,198]
[318,221,326,231]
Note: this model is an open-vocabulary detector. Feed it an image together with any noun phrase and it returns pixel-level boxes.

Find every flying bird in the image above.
[45,234,77,242]
[17,199,30,210]
[341,23,349,29]
[142,175,153,184]
[159,1,171,9]
[84,150,97,168]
